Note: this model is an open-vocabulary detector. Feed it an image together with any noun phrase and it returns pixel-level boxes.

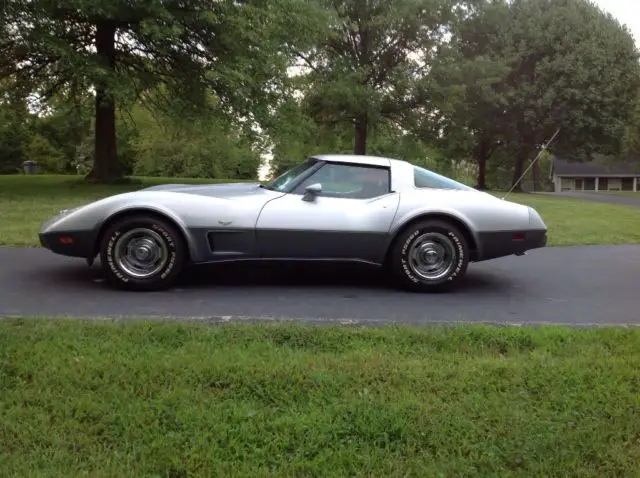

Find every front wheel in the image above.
[99,215,187,291]
[389,219,469,292]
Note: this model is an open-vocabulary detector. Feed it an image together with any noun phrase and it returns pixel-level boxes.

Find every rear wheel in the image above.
[389,219,469,292]
[99,215,187,291]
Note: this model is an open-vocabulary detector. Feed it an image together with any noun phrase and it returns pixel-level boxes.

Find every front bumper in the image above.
[475,229,547,262]
[39,230,96,258]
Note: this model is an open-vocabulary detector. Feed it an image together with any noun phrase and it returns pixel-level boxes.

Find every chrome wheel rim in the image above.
[407,232,457,281]
[114,228,169,279]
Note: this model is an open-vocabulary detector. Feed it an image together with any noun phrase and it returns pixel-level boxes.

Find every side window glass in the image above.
[294,163,390,199]
[413,166,474,191]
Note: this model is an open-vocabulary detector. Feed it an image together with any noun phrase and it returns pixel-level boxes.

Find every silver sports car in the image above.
[39,154,547,291]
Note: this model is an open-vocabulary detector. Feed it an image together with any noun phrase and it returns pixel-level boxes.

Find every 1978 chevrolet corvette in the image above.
[39,154,547,291]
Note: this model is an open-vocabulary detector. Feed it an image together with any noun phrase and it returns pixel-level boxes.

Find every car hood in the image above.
[141,182,270,199]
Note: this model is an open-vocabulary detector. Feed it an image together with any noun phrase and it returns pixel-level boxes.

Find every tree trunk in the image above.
[86,21,121,183]
[532,161,542,191]
[473,137,498,190]
[510,147,531,192]
[354,113,367,155]
[476,153,487,190]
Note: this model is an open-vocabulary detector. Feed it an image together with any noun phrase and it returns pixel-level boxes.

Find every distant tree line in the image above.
[1,0,639,190]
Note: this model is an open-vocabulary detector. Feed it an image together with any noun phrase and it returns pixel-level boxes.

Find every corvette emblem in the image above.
[218,220,232,226]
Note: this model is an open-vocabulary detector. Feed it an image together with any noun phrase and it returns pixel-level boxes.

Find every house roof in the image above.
[551,155,640,176]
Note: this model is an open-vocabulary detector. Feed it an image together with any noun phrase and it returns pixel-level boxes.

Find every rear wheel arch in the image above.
[93,208,192,261]
[384,213,478,266]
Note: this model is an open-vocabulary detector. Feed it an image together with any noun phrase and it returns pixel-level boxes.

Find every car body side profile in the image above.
[39,154,547,291]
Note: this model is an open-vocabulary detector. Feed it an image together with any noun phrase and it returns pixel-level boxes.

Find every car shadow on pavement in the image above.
[26,259,510,294]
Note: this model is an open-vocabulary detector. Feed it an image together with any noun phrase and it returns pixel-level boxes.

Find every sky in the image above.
[592,0,640,46]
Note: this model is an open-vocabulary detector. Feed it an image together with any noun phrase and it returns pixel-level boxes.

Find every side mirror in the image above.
[302,183,322,202]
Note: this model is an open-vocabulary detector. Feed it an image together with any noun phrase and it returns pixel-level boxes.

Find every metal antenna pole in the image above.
[502,127,561,200]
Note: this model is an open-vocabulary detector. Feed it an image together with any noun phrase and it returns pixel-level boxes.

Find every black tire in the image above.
[389,219,469,292]
[99,214,187,291]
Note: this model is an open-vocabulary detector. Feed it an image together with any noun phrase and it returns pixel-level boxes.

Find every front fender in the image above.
[94,203,201,260]
[42,194,201,261]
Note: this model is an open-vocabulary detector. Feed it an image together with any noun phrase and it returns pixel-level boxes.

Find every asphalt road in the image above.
[538,192,640,207]
[1,246,639,326]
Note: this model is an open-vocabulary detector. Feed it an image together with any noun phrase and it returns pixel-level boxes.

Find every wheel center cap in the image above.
[423,249,439,264]
[135,246,151,261]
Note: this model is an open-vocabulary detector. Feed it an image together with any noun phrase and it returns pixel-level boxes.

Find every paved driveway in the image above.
[1,246,639,326]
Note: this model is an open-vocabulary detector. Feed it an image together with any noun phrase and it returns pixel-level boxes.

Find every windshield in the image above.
[413,166,475,191]
[264,157,319,192]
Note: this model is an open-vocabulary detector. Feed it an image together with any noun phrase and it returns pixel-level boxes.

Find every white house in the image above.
[549,155,640,193]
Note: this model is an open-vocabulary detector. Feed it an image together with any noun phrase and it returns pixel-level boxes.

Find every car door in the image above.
[255,162,400,263]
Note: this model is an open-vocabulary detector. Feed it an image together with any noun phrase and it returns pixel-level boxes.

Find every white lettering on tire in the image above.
[106,223,177,284]
[399,228,465,284]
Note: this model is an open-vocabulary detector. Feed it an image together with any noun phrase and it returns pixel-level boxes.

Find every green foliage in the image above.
[0,90,263,180]
[433,0,640,189]
[294,0,459,154]
[127,90,263,179]
[1,0,306,181]
[2,0,640,186]
[23,134,66,173]
[2,0,295,111]
[132,115,262,180]
[0,95,31,174]
[622,94,640,159]
[267,98,351,176]
[502,0,639,155]
[266,96,453,178]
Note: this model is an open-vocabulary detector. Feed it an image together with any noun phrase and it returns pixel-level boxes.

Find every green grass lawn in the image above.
[1,319,639,477]
[1,174,640,247]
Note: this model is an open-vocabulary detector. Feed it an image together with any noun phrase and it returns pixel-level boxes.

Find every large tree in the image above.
[1,0,302,182]
[433,0,640,190]
[293,0,460,156]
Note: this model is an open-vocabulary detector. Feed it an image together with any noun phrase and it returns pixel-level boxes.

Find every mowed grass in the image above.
[1,319,639,477]
[2,174,640,247]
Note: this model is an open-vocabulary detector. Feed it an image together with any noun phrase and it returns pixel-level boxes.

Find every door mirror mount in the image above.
[302,183,322,202]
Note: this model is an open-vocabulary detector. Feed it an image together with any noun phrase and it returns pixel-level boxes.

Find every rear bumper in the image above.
[39,230,96,258]
[475,229,547,262]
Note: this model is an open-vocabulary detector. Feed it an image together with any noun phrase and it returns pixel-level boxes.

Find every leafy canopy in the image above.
[431,0,640,188]
[294,0,460,154]
[1,0,308,181]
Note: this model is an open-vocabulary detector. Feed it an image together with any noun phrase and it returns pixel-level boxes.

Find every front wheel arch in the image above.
[384,213,478,268]
[93,208,192,262]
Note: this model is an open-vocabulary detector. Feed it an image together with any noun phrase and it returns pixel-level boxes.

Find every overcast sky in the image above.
[592,0,640,46]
